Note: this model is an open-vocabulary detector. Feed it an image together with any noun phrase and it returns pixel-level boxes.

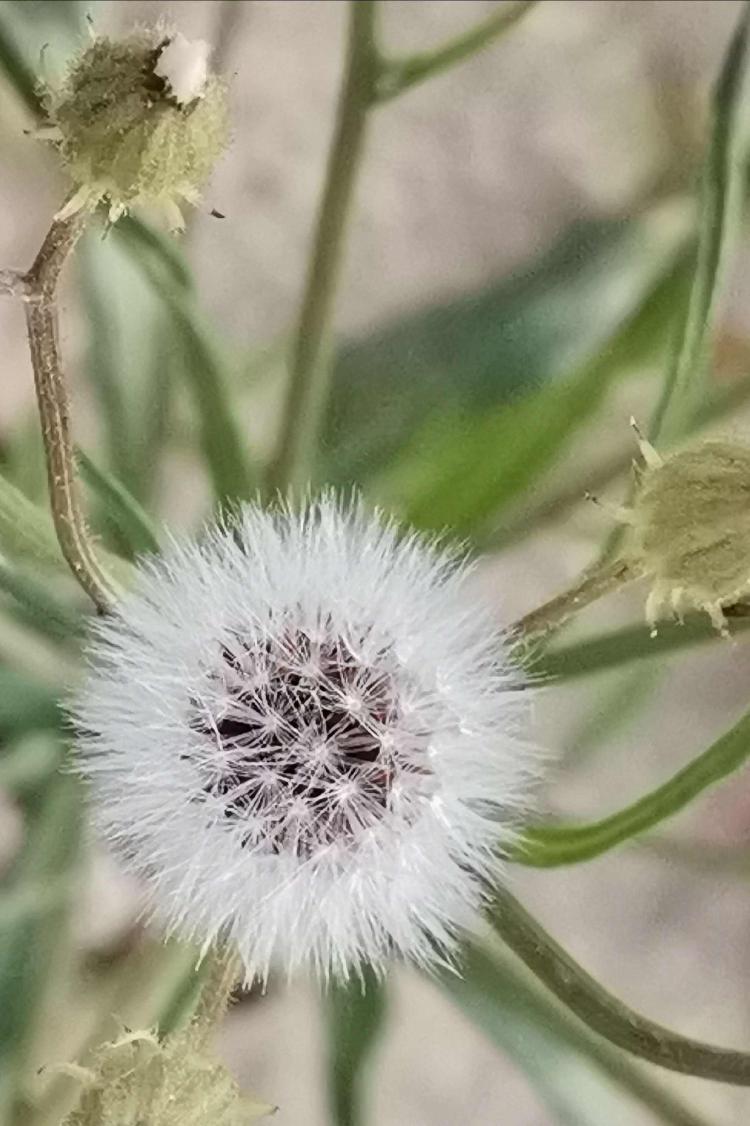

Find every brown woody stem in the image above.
[18,214,120,611]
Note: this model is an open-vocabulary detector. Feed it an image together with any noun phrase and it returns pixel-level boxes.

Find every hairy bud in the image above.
[44,28,228,230]
[60,1023,274,1126]
[626,431,750,635]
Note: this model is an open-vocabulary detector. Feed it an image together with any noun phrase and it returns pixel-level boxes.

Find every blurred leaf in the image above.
[373,230,692,533]
[0,669,62,737]
[0,472,67,569]
[0,6,38,114]
[326,969,386,1126]
[117,226,256,509]
[520,705,750,867]
[651,1,750,443]
[0,732,61,795]
[323,202,691,497]
[440,938,712,1126]
[0,471,133,588]
[115,215,194,295]
[562,665,659,766]
[540,611,750,682]
[0,560,83,643]
[0,749,81,1124]
[0,0,88,110]
[77,229,179,506]
[0,413,48,505]
[77,447,161,558]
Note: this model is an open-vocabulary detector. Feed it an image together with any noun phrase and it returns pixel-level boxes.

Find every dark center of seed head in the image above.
[190,629,409,856]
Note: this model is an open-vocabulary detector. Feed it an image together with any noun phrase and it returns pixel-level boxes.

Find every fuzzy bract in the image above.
[626,436,750,635]
[73,498,540,982]
[45,27,228,229]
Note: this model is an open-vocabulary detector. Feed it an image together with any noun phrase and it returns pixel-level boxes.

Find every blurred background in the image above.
[3,1,750,1123]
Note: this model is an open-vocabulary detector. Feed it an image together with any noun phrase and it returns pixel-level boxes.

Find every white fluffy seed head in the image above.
[72,497,542,982]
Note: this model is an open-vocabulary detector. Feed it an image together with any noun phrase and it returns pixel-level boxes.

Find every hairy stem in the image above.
[20,215,120,611]
[188,948,242,1047]
[491,886,750,1084]
[266,0,377,494]
[512,558,636,647]
[375,0,538,102]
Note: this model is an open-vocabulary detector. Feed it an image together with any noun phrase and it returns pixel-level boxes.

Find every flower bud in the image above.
[60,1023,274,1125]
[627,434,750,635]
[45,28,228,230]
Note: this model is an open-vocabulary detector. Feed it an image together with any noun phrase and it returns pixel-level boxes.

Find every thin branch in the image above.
[20,214,121,611]
[511,558,636,647]
[491,886,750,1084]
[374,0,538,103]
[265,0,378,494]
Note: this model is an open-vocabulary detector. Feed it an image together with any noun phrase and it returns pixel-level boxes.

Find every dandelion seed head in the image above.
[73,497,541,982]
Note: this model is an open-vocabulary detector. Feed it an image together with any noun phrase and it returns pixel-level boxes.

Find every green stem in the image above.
[490,886,750,1084]
[374,1,538,102]
[445,939,715,1126]
[649,0,750,444]
[519,705,750,866]
[266,1,377,494]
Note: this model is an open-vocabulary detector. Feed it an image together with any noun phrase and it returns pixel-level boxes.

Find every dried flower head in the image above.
[73,498,540,981]
[44,27,228,230]
[60,1023,274,1125]
[626,426,750,635]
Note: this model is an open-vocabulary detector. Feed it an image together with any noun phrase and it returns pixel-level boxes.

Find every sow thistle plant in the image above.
[3,1,750,1124]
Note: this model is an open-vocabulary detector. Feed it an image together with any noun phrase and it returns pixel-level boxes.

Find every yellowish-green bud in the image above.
[45,28,228,230]
[626,433,750,635]
[59,1022,274,1126]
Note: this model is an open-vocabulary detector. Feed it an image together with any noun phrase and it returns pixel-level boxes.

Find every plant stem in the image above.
[20,215,121,611]
[519,704,750,866]
[512,558,636,647]
[490,886,750,1084]
[188,948,242,1047]
[649,0,750,445]
[266,0,378,495]
[374,0,538,102]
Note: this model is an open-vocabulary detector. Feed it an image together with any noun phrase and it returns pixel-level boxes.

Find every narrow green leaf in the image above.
[372,218,692,533]
[440,938,712,1126]
[651,0,750,443]
[519,706,750,867]
[77,447,161,558]
[125,248,255,508]
[0,473,67,569]
[115,216,194,295]
[0,470,134,588]
[540,611,750,682]
[0,757,81,1123]
[0,560,83,643]
[0,9,39,114]
[326,969,386,1126]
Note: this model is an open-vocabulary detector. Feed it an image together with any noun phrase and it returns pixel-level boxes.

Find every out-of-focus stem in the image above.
[266,0,377,494]
[374,0,538,102]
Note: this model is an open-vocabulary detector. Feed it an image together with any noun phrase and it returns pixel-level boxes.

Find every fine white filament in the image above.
[73,498,540,982]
